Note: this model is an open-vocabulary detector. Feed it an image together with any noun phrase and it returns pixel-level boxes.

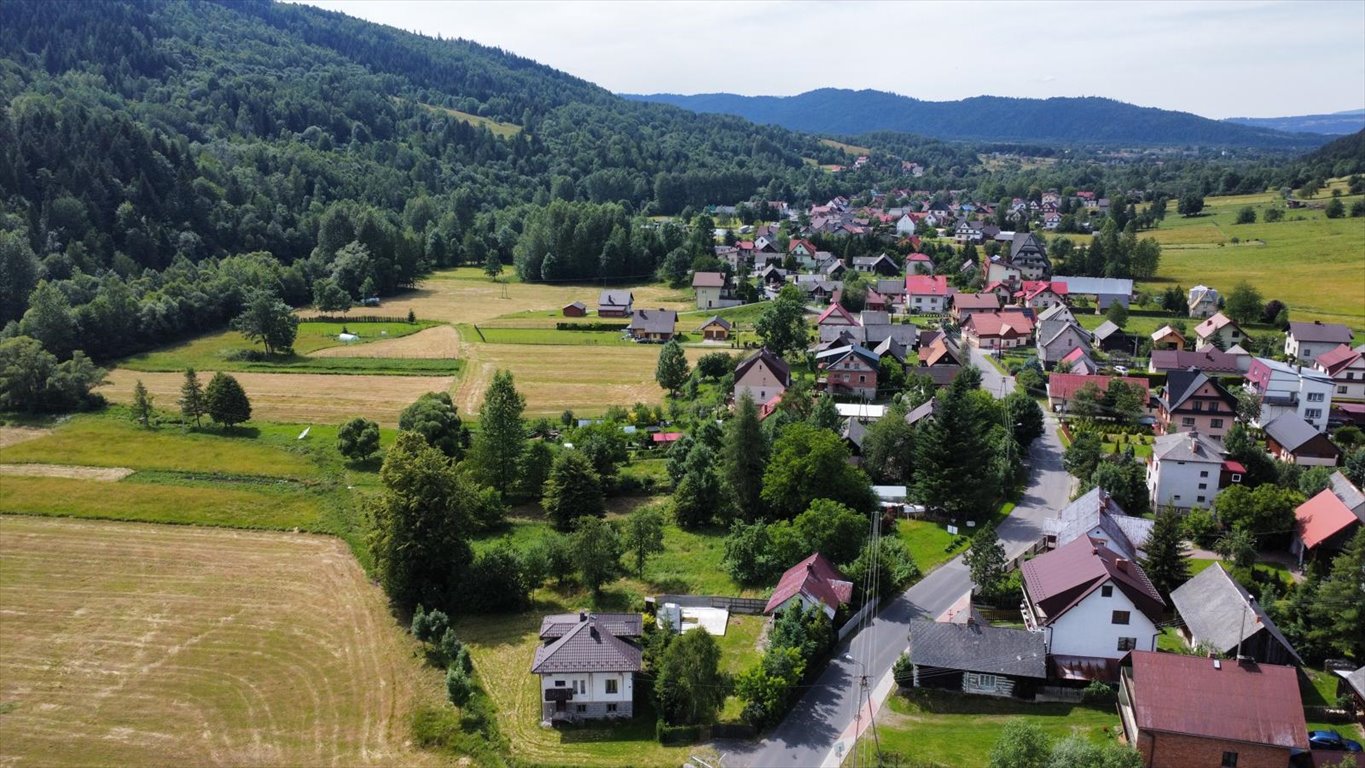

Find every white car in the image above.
[1113,365,1129,375]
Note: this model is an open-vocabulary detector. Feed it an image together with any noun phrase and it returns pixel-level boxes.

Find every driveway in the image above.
[968,344,1017,398]
[729,407,1068,768]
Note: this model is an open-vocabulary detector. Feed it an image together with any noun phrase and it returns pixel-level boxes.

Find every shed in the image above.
[907,619,1046,698]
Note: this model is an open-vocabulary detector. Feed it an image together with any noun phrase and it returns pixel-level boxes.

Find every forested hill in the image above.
[624,89,1327,149]
[0,0,914,359]
[1225,110,1365,136]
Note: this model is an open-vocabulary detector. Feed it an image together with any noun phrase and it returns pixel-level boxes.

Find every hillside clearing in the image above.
[101,369,456,427]
[0,516,443,767]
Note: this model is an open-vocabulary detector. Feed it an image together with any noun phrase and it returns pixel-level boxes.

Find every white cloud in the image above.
[289,0,1364,118]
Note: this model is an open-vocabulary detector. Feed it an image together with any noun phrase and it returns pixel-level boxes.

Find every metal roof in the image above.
[1125,651,1308,749]
[1169,563,1301,664]
[531,616,643,675]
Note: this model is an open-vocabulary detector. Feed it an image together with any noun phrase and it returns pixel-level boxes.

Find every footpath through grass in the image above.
[860,688,1119,767]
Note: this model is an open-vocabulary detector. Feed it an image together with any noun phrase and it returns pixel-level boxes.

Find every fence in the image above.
[837,600,878,642]
[651,594,769,615]
[306,314,411,324]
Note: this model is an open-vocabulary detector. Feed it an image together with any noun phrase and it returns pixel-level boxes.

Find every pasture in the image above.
[101,368,457,427]
[0,516,443,767]
[1137,187,1365,331]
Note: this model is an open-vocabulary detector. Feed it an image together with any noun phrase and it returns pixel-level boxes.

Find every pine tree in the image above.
[655,340,689,395]
[1140,507,1189,598]
[722,392,768,521]
[467,370,526,496]
[965,523,1008,604]
[131,379,153,428]
[204,372,251,429]
[1310,528,1365,659]
[177,368,207,428]
[543,450,604,530]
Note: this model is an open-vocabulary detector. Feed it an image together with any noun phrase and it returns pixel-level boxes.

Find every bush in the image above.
[656,721,703,745]
[1081,680,1116,706]
[1180,507,1221,548]
[893,653,914,687]
[221,348,269,362]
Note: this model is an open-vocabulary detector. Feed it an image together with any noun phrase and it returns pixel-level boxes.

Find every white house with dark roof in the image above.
[532,612,642,722]
[733,347,791,407]
[1245,357,1333,433]
[1146,431,1227,511]
[1186,285,1220,318]
[1285,320,1355,364]
[1314,344,1365,401]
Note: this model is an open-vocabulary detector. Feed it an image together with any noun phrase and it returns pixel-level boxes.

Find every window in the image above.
[605,679,618,695]
[1181,417,1196,427]
[1221,751,1238,767]
[554,680,566,687]
[1341,386,1350,394]
[1117,637,1137,651]
[1198,496,1207,503]
[1308,392,1324,402]
[1211,418,1224,429]
[1232,473,1243,482]
[1101,585,1114,598]
[965,672,998,690]
[576,704,587,713]
[572,680,579,694]
[1306,409,1322,420]
[606,703,618,713]
[1199,470,1209,478]
[1198,483,1207,490]
[1112,610,1131,625]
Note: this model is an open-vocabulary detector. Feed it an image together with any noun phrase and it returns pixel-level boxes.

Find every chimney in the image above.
[1116,559,1129,573]
[590,625,599,640]
[1213,658,1221,670]
[579,611,587,622]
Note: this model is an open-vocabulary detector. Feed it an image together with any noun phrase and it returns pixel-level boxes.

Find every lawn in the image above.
[0,515,444,767]
[1136,186,1365,332]
[1187,557,1293,587]
[465,324,636,346]
[856,687,1120,767]
[1101,432,1153,458]
[899,518,969,575]
[117,321,459,376]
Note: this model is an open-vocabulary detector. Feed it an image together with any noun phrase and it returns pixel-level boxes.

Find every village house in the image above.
[562,301,587,318]
[1262,412,1341,466]
[905,252,934,275]
[905,619,1046,699]
[894,213,918,236]
[1118,651,1308,768]
[851,253,900,276]
[695,315,731,342]
[815,344,880,400]
[1050,275,1133,312]
[1020,536,1164,680]
[1285,320,1355,364]
[531,612,642,722]
[1046,373,1150,416]
[1043,487,1153,560]
[1091,320,1136,355]
[733,347,791,406]
[1147,431,1235,511]
[961,310,1034,351]
[626,308,676,342]
[1186,284,1220,318]
[1245,357,1334,433]
[950,292,1001,324]
[1314,343,1365,401]
[1155,369,1238,440]
[1193,311,1245,349]
[1017,280,1068,311]
[690,271,730,310]
[1005,232,1052,279]
[1170,564,1301,666]
[982,255,1023,288]
[1149,325,1187,351]
[764,552,853,619]
[1035,317,1093,369]
[904,274,951,314]
[903,397,940,429]
[1291,478,1365,565]
[1147,347,1241,377]
[953,220,985,244]
[597,290,634,318]
[816,302,861,342]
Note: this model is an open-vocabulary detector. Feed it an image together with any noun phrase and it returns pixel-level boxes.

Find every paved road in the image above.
[968,344,1018,399]
[729,382,1068,768]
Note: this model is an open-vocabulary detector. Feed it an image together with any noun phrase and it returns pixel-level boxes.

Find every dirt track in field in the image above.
[309,324,463,359]
[0,427,53,450]
[0,516,443,767]
[0,463,133,482]
[101,369,456,427]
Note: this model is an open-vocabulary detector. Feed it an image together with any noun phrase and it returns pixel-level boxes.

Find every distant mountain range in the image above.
[622,88,1328,148]
[1223,109,1365,136]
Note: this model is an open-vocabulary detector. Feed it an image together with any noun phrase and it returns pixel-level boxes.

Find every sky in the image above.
[290,0,1365,119]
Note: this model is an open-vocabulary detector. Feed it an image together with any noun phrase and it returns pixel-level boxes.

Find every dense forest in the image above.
[0,0,1347,367]
[626,89,1329,148]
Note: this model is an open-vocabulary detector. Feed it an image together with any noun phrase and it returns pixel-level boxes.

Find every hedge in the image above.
[656,721,703,745]
[555,321,629,331]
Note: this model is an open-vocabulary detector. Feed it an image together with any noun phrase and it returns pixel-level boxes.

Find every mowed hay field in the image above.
[310,324,463,358]
[101,368,456,427]
[1139,187,1365,331]
[0,516,443,767]
[454,342,707,417]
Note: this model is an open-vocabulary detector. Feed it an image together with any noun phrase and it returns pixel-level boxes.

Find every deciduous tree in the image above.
[571,515,622,593]
[337,417,381,461]
[1224,281,1264,325]
[623,505,666,576]
[399,392,467,458]
[657,628,727,726]
[655,339,689,395]
[205,372,251,428]
[231,290,299,355]
[754,285,808,358]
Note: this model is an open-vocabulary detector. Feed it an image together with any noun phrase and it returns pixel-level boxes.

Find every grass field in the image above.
[898,519,969,575]
[856,688,1119,767]
[821,138,872,156]
[309,324,463,359]
[464,324,636,347]
[0,516,443,767]
[102,368,457,427]
[403,98,523,138]
[118,321,459,376]
[1136,187,1365,331]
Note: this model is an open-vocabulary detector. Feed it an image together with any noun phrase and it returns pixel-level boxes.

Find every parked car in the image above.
[1113,365,1129,375]
[1308,730,1363,752]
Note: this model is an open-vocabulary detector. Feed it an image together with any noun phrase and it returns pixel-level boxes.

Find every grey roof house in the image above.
[1170,563,1301,666]
[532,613,642,723]
[907,619,1047,699]
[597,290,634,317]
[1044,486,1153,560]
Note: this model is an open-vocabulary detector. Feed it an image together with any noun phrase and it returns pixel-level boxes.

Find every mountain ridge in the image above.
[623,88,1328,148]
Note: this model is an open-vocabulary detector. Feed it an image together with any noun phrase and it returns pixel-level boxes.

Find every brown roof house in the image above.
[598,290,634,318]
[734,348,791,407]
[1155,369,1238,440]
[562,301,587,318]
[1169,563,1302,666]
[1021,536,1164,681]
[532,612,643,723]
[1119,651,1308,768]
[764,552,854,619]
[696,315,732,342]
[1150,325,1187,351]
[626,308,677,342]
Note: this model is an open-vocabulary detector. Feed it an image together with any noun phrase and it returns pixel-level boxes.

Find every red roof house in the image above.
[1046,373,1151,412]
[1292,487,1364,564]
[1119,651,1308,768]
[764,552,854,619]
